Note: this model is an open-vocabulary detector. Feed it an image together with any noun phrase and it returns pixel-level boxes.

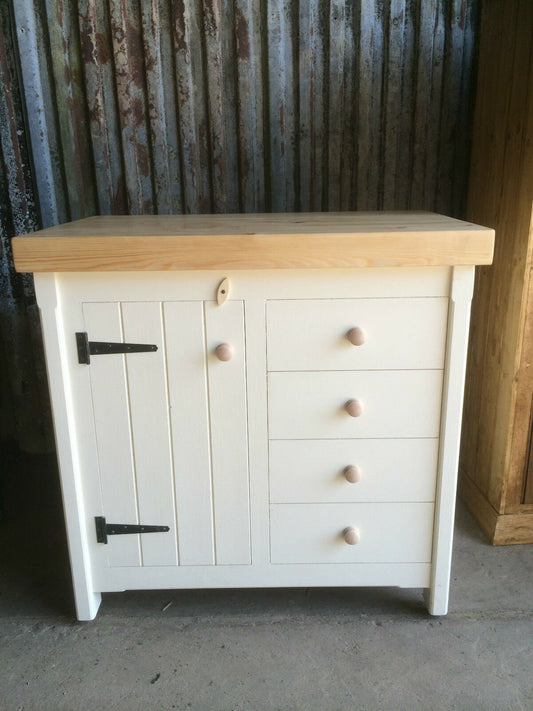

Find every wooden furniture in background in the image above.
[459,0,533,544]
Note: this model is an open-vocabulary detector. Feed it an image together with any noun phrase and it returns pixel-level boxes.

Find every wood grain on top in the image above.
[12,212,494,272]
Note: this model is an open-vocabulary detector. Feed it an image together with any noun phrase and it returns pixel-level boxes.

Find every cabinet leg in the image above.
[74,591,102,621]
[424,587,448,616]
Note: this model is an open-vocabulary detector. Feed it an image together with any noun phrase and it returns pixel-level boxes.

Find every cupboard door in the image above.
[84,299,250,572]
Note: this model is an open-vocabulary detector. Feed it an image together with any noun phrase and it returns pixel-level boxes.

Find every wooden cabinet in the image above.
[12,212,493,619]
[459,1,533,544]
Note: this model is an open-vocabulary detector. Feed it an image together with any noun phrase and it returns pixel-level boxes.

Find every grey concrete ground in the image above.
[1,450,533,711]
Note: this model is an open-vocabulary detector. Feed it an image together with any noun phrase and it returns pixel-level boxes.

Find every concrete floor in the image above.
[1,449,533,711]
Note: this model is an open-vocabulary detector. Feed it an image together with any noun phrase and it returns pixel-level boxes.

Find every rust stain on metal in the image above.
[137,141,150,179]
[457,0,468,30]
[203,0,217,37]
[173,0,188,53]
[124,19,144,86]
[235,8,250,61]
[131,96,145,129]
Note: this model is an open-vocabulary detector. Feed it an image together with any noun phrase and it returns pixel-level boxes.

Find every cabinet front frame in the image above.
[35,265,472,619]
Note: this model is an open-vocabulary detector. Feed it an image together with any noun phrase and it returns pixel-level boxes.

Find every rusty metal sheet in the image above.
[78,0,128,214]
[267,0,298,212]
[11,0,479,222]
[45,0,97,220]
[298,0,326,212]
[234,0,266,212]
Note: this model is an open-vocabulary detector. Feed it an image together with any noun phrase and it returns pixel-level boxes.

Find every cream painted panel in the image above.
[267,297,448,371]
[164,302,215,565]
[270,503,434,564]
[83,302,141,567]
[268,370,443,440]
[121,302,178,566]
[205,301,251,564]
[269,439,439,503]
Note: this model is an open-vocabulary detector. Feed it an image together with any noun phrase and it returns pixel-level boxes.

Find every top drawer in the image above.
[267,298,448,371]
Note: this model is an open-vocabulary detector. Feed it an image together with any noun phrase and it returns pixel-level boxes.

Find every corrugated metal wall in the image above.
[1,0,478,451]
[0,3,52,452]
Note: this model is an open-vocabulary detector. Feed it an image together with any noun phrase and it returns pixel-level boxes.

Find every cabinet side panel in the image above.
[122,302,179,566]
[34,275,101,620]
[164,302,215,565]
[83,302,141,567]
[205,301,251,565]
[430,266,475,615]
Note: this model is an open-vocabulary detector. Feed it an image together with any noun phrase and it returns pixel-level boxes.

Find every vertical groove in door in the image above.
[242,300,253,556]
[164,301,215,565]
[202,300,218,564]
[121,301,178,566]
[119,301,144,567]
[160,302,180,565]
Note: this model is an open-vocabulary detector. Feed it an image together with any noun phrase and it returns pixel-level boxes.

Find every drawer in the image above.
[269,439,438,503]
[266,298,448,371]
[270,503,434,564]
[268,370,443,439]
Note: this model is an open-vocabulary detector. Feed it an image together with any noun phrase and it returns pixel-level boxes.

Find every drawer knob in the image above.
[215,343,233,361]
[343,526,360,545]
[343,465,361,483]
[347,327,366,346]
[345,398,364,417]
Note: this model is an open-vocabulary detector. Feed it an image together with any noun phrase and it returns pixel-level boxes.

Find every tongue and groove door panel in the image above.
[83,302,142,568]
[83,300,250,569]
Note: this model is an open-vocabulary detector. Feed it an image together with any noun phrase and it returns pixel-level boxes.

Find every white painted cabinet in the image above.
[82,298,250,570]
[13,213,494,620]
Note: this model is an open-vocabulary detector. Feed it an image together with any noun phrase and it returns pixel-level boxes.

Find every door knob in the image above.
[343,465,362,483]
[346,327,366,346]
[343,526,360,545]
[345,399,364,417]
[215,343,233,361]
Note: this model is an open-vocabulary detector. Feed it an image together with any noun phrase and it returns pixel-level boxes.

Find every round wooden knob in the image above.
[345,399,364,417]
[215,343,233,361]
[343,465,361,483]
[343,526,360,545]
[347,327,366,346]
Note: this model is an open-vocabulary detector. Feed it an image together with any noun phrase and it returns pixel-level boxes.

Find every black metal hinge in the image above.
[95,516,170,544]
[76,332,158,364]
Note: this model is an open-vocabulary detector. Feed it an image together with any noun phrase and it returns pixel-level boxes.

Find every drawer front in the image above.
[268,370,443,439]
[267,298,448,371]
[269,439,438,503]
[270,503,434,564]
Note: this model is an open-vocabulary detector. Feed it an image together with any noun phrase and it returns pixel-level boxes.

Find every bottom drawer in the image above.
[270,503,434,564]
